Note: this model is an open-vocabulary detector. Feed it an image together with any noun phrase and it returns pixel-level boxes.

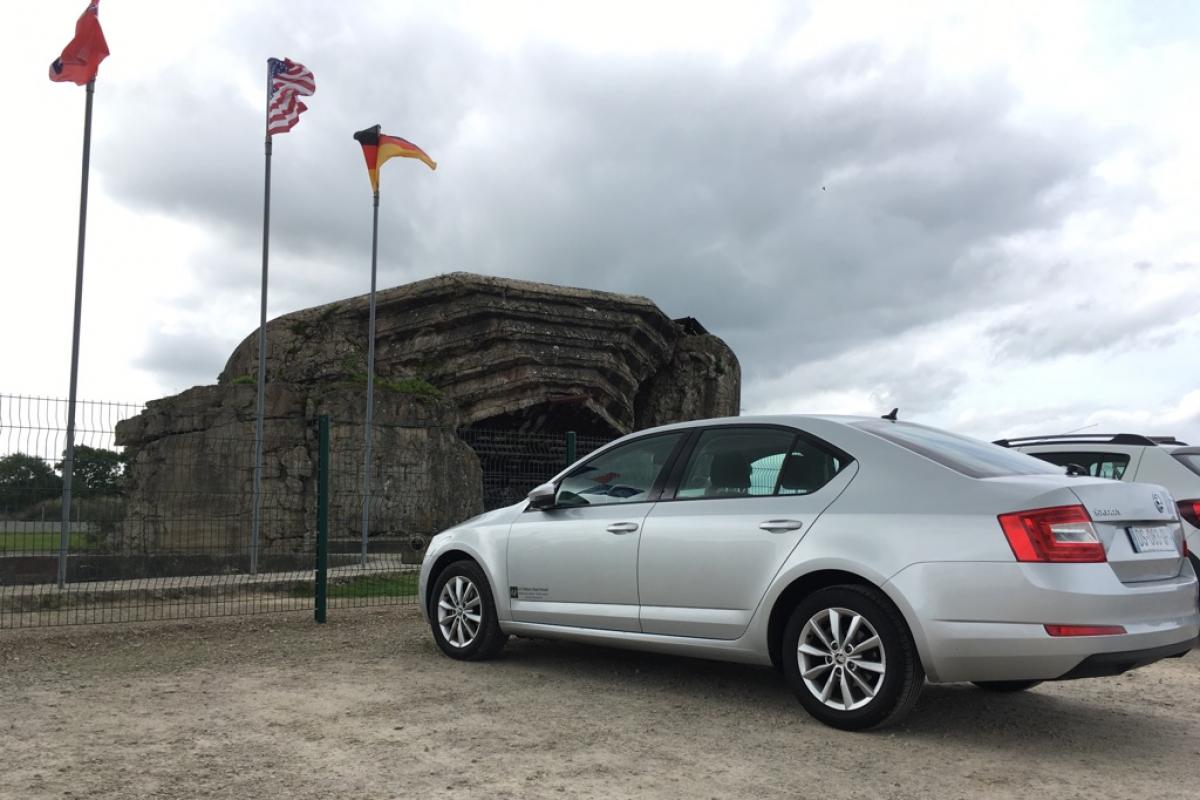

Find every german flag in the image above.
[353,124,437,192]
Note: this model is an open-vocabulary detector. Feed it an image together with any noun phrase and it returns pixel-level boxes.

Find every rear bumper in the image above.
[886,561,1200,683]
[1056,636,1197,680]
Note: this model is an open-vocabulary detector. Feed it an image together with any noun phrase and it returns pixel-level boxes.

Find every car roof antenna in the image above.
[881,408,898,421]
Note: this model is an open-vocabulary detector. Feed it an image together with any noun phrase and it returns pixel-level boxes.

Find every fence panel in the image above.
[1,429,320,627]
[1,393,615,628]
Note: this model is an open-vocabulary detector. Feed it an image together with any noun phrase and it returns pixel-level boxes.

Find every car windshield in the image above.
[852,420,1062,479]
[1174,453,1200,477]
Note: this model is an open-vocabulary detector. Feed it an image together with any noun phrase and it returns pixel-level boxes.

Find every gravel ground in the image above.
[1,606,1198,800]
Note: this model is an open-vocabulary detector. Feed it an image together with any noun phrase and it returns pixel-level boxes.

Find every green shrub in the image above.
[380,377,442,398]
[338,357,441,398]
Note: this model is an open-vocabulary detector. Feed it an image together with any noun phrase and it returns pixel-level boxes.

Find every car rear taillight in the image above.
[1044,624,1126,637]
[998,504,1106,563]
[1178,500,1200,529]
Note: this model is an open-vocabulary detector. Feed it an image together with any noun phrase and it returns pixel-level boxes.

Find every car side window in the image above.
[676,427,831,499]
[777,439,847,495]
[556,433,683,506]
[1175,453,1200,477]
[1031,451,1130,480]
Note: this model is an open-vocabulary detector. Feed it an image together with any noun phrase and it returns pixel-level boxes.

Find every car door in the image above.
[638,425,856,640]
[507,431,686,632]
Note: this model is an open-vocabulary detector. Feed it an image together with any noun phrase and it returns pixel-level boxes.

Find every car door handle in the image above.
[759,519,803,533]
[606,522,640,534]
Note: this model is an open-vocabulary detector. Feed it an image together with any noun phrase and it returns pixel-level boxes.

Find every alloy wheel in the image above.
[797,606,887,711]
[437,575,482,648]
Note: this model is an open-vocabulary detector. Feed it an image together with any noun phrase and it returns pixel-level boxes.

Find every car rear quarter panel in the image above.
[752,422,1177,681]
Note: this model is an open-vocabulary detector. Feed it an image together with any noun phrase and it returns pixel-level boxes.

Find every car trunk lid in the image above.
[1067,480,1186,583]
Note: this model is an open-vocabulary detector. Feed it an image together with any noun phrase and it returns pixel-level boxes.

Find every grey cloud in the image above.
[971,399,1200,446]
[985,277,1200,362]
[135,331,239,390]
[954,403,1098,442]
[749,335,972,418]
[99,7,1134,396]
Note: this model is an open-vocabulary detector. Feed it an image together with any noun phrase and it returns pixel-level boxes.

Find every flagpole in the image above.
[57,77,96,589]
[360,189,380,566]
[250,62,273,575]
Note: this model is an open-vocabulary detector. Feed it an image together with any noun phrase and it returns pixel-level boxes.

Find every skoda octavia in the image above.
[419,416,1198,730]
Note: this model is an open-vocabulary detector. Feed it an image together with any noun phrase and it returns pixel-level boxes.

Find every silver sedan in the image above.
[419,415,1199,730]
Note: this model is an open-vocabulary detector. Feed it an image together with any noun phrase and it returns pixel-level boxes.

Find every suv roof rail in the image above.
[1148,436,1189,446]
[992,433,1163,448]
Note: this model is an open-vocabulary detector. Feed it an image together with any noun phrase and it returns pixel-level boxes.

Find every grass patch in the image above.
[329,573,419,599]
[288,573,419,599]
[340,355,364,377]
[0,532,90,553]
[230,374,256,386]
[338,356,442,398]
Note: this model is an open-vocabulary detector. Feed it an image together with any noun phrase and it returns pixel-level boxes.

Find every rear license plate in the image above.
[1127,526,1177,554]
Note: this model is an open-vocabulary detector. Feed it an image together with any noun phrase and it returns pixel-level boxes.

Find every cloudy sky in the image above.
[2,0,1198,443]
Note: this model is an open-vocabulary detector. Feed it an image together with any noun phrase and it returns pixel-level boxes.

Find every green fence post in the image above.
[315,414,330,624]
[565,430,577,467]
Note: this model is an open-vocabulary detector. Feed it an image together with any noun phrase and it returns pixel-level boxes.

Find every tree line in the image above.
[0,446,126,513]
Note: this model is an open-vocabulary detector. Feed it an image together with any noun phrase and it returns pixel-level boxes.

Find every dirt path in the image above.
[2,607,1197,799]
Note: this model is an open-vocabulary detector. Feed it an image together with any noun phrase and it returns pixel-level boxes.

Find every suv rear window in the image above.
[852,420,1062,479]
[1174,453,1200,477]
[1032,451,1130,479]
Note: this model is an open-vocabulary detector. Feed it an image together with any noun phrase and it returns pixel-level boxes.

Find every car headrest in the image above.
[779,455,828,494]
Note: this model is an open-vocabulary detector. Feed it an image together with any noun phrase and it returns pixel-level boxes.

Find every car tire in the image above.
[429,559,508,661]
[782,584,924,731]
[971,680,1043,692]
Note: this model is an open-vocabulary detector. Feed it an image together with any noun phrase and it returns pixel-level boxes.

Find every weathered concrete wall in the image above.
[634,334,741,430]
[219,272,738,434]
[115,384,482,555]
[116,273,739,555]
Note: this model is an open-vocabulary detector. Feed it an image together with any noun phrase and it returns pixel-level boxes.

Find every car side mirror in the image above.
[527,482,558,510]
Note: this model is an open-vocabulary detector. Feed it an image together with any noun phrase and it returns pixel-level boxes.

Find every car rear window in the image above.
[1174,453,1200,477]
[851,420,1062,479]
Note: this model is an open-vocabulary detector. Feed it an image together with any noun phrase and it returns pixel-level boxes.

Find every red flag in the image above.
[49,1,110,85]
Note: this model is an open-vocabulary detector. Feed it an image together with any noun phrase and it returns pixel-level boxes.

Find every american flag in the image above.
[267,58,315,135]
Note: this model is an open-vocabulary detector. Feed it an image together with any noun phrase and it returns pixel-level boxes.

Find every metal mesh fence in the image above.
[0,393,144,563]
[0,394,143,461]
[1,429,324,627]
[0,394,614,628]
[458,427,612,511]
